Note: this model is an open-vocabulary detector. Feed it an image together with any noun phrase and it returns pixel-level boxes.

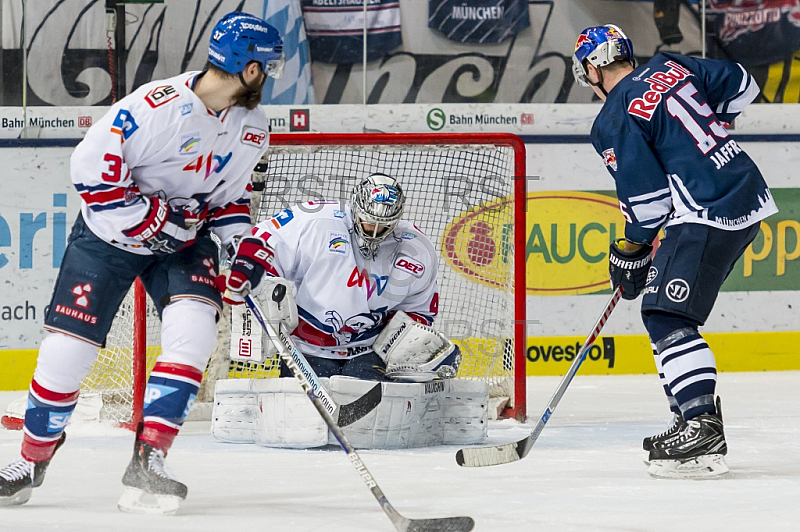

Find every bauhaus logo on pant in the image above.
[527,337,616,368]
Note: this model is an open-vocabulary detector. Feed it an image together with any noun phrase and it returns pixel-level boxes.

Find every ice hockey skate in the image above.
[117,438,187,515]
[643,411,685,452]
[647,399,728,479]
[0,432,67,507]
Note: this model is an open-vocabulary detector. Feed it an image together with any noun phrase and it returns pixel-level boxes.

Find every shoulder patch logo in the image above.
[602,148,618,171]
[179,103,193,116]
[241,126,267,147]
[144,85,179,108]
[328,231,349,255]
[179,131,201,156]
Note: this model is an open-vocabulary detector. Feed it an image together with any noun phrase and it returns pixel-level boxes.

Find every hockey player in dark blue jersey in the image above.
[572,25,778,479]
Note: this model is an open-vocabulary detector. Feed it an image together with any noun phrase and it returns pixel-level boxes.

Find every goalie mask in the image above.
[351,173,405,258]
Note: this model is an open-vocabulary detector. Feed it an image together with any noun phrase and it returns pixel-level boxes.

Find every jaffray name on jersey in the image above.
[710,139,742,170]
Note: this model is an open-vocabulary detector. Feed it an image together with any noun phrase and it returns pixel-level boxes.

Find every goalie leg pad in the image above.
[254,379,328,449]
[328,377,488,449]
[212,378,327,447]
[212,377,489,449]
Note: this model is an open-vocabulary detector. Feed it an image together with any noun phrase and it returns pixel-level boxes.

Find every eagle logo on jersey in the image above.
[602,148,618,171]
[370,185,399,204]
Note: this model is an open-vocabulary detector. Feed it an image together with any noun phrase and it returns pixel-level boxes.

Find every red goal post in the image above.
[79,132,528,427]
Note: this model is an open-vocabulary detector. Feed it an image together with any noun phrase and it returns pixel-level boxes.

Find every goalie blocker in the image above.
[211,376,488,449]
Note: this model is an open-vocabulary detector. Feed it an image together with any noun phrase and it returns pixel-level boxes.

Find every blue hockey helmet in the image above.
[572,25,635,87]
[208,11,285,79]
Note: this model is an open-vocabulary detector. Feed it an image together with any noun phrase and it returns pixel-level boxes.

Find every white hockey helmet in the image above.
[351,173,405,258]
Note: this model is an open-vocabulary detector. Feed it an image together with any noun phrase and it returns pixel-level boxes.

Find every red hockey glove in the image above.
[223,236,278,305]
[123,196,200,255]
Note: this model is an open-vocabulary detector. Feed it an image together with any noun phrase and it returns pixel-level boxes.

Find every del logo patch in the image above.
[241,126,267,147]
[144,85,179,108]
[394,256,425,277]
[602,148,618,171]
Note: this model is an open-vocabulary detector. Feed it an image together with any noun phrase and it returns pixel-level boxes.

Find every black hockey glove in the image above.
[123,196,201,255]
[608,239,653,300]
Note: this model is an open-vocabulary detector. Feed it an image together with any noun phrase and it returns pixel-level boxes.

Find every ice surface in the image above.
[1,373,798,531]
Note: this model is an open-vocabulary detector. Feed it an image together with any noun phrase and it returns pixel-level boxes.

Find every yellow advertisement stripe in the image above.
[0,350,38,391]
[763,62,784,103]
[783,58,800,104]
[526,331,800,376]
[2,331,798,390]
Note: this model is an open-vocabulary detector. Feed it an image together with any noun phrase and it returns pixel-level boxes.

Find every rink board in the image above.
[2,330,800,390]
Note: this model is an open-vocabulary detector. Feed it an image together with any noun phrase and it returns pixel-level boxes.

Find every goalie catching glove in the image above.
[223,236,298,331]
[608,238,653,300]
[372,311,461,382]
[123,196,205,255]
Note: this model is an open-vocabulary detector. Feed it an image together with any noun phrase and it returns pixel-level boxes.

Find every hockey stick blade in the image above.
[337,382,382,427]
[247,291,474,532]
[455,288,622,468]
[402,516,475,532]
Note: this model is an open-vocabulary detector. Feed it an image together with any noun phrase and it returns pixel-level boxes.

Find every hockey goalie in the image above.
[213,173,489,449]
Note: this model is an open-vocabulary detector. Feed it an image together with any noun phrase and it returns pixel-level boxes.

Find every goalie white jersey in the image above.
[252,202,439,360]
[71,71,270,254]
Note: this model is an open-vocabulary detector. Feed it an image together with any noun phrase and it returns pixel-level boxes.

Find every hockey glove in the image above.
[608,239,653,300]
[123,196,200,255]
[223,236,277,304]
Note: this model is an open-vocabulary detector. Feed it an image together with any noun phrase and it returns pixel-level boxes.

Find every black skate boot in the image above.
[643,411,685,452]
[647,397,728,478]
[117,438,187,515]
[0,432,67,507]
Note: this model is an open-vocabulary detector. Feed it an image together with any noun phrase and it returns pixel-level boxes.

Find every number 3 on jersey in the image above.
[666,83,729,154]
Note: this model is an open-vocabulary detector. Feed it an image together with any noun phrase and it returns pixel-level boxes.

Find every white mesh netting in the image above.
[81,135,525,426]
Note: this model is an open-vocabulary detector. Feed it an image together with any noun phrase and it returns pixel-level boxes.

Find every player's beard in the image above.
[234,74,266,110]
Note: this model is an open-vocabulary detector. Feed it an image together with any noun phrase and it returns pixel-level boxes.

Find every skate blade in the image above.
[117,487,182,515]
[647,454,729,479]
[0,487,32,507]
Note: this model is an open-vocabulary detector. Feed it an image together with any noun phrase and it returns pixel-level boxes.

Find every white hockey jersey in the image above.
[71,71,270,254]
[252,202,439,360]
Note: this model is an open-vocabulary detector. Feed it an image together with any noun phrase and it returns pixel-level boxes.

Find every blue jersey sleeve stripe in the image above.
[87,200,128,212]
[207,215,251,227]
[630,196,672,224]
[628,187,671,203]
[74,182,117,193]
[716,65,758,116]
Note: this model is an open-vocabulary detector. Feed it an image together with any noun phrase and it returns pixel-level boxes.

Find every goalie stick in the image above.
[456,287,622,467]
[246,290,475,532]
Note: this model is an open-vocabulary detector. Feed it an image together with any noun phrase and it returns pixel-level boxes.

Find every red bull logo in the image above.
[602,148,618,171]
[575,33,591,51]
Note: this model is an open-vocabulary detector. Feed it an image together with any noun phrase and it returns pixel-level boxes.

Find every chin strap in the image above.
[588,69,609,98]
[237,71,264,108]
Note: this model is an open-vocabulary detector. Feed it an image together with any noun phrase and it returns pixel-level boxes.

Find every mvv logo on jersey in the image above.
[240,125,267,147]
[665,278,690,302]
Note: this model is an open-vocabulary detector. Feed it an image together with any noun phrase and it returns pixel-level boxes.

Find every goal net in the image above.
[78,132,527,428]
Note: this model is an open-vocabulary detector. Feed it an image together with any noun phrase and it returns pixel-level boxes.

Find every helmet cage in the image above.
[351,173,405,258]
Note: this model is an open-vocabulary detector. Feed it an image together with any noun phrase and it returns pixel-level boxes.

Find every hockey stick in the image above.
[246,290,475,532]
[456,286,623,467]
